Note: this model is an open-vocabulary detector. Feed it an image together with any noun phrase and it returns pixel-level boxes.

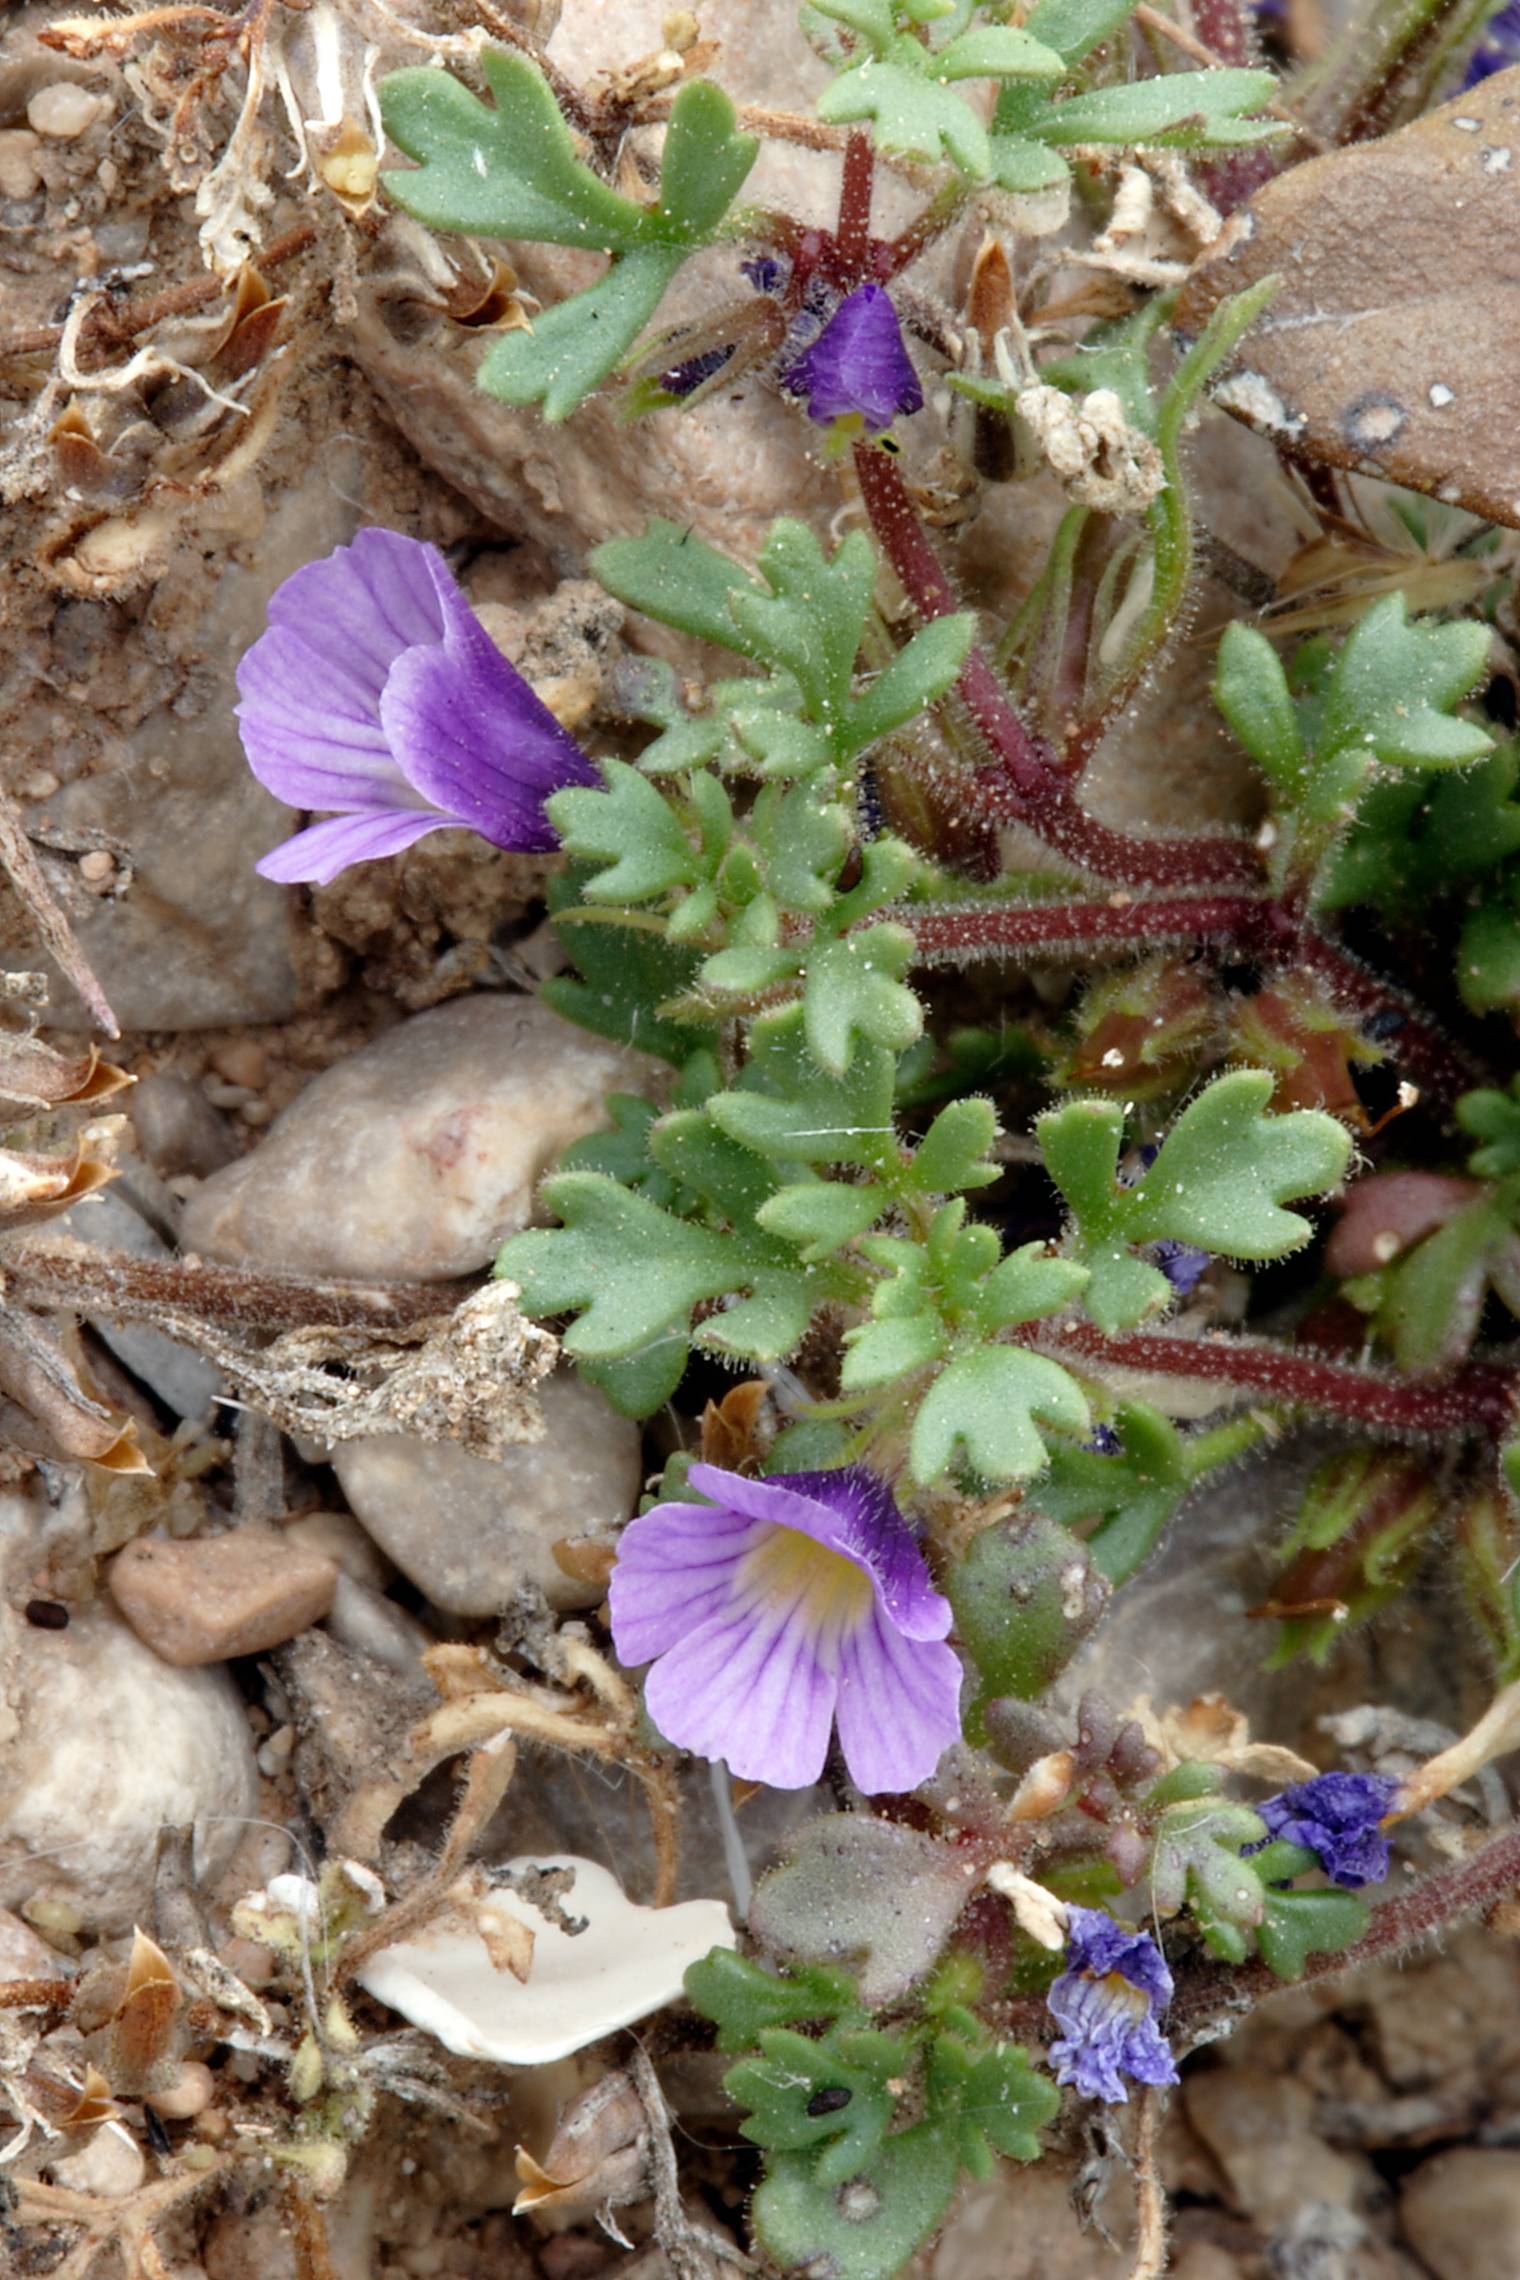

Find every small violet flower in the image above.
[607,1462,963,1794]
[1047,1906,1179,2105]
[1463,0,1520,84]
[1152,1238,1210,1298]
[780,283,924,433]
[237,528,598,885]
[1254,1771,1399,1890]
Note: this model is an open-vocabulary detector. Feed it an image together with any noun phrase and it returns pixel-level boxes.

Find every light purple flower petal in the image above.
[255,809,447,885]
[780,284,924,432]
[1047,1908,1178,2104]
[235,529,599,880]
[607,1502,767,1665]
[1252,1771,1398,1889]
[833,1605,963,1794]
[644,1593,838,1788]
[610,1464,962,1793]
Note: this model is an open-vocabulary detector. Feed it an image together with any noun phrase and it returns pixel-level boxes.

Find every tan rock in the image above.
[108,1528,337,1666]
[48,2122,147,2197]
[0,1904,70,1981]
[179,994,658,1280]
[0,127,41,199]
[25,82,108,138]
[334,1367,641,1616]
[1183,2071,1363,2234]
[1400,2148,1520,2280]
[1176,69,1520,528]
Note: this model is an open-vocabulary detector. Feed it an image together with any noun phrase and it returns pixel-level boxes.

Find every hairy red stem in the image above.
[1026,1320,1517,1436]
[853,445,1262,891]
[1299,927,1492,1106]
[910,894,1266,960]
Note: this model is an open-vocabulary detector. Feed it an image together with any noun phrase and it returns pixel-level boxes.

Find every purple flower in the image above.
[1254,1771,1398,1890]
[1463,0,1520,83]
[780,284,924,433]
[1152,1239,1210,1298]
[1047,1907,1179,2105]
[236,528,598,885]
[608,1463,962,1794]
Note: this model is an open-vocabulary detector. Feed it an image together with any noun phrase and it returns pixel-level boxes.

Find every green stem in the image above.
[1183,1411,1275,1480]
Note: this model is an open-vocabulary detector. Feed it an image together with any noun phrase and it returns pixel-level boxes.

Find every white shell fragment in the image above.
[356,1856,734,2065]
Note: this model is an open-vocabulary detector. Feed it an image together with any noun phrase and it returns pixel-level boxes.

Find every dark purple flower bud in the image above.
[1151,1239,1210,1297]
[780,283,924,433]
[1463,0,1520,84]
[1047,1906,1178,2104]
[1253,1770,1399,1889]
[236,529,598,885]
[741,253,786,295]
[659,344,735,399]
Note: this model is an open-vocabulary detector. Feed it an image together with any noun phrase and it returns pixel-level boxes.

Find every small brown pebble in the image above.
[216,1936,276,1988]
[24,1599,69,1629]
[107,1528,338,1667]
[148,2060,215,2120]
[78,850,115,883]
[208,1039,268,1091]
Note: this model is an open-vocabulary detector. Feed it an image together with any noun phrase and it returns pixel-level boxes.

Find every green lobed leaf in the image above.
[684,1950,861,2050]
[728,2026,908,2184]
[711,1005,897,1168]
[925,2033,1060,2169]
[380,48,649,244]
[1319,594,1493,779]
[548,761,702,903]
[1127,1069,1352,1259]
[910,1344,1090,1486]
[1036,68,1281,147]
[650,79,760,238]
[756,1179,887,1259]
[935,26,1069,78]
[1214,623,1308,805]
[803,924,924,1076]
[591,520,766,655]
[1150,1796,1269,1924]
[730,523,878,727]
[847,614,977,751]
[1257,1884,1369,1980]
[1022,0,1141,57]
[818,57,997,177]
[542,880,716,1064]
[1458,1078,1520,1179]
[751,2123,961,2280]
[477,246,687,421]
[907,1096,1002,1194]
[1035,1400,1189,1587]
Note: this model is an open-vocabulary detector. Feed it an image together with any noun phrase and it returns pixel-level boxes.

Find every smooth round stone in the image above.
[179,994,657,1280]
[334,1369,641,1615]
[0,1601,259,1936]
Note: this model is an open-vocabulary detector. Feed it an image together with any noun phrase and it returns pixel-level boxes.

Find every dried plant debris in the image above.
[1178,68,1520,524]
[143,1279,556,1454]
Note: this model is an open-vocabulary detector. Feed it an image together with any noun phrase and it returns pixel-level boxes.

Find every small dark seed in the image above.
[24,1599,68,1630]
[806,2085,853,2116]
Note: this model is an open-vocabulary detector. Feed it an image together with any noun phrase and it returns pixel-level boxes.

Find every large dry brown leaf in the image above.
[1176,69,1520,527]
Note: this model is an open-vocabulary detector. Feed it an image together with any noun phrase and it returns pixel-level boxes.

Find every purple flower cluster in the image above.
[608,1463,962,1796]
[780,283,923,434]
[236,529,597,885]
[1255,1771,1398,1889]
[1047,1907,1179,2105]
[1463,0,1520,84]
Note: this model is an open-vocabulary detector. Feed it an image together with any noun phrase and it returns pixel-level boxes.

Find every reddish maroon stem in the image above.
[910,895,1265,960]
[853,444,1262,891]
[1026,1320,1517,1437]
[1299,928,1492,1106]
[836,132,874,277]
